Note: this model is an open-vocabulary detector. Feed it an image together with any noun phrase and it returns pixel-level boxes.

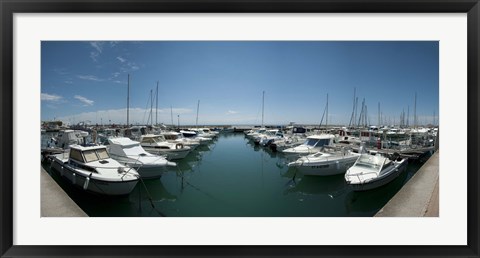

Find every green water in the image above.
[41,132,426,217]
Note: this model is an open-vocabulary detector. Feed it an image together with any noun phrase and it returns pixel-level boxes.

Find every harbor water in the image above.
[41,132,428,217]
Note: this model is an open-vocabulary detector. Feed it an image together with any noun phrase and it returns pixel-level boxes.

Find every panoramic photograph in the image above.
[40,41,439,217]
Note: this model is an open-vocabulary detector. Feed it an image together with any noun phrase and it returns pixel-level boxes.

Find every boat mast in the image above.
[407,105,410,127]
[150,89,153,127]
[378,102,380,127]
[156,81,159,126]
[326,93,328,130]
[127,74,130,127]
[349,88,356,127]
[262,90,265,127]
[170,105,174,128]
[414,92,417,128]
[196,100,200,128]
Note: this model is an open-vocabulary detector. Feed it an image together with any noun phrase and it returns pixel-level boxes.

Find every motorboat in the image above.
[180,130,212,144]
[54,129,90,149]
[199,128,219,138]
[344,153,408,191]
[188,128,217,139]
[282,134,336,159]
[245,128,266,140]
[140,134,192,160]
[270,135,305,152]
[50,144,139,196]
[162,131,200,150]
[287,147,360,176]
[257,129,283,146]
[107,137,177,179]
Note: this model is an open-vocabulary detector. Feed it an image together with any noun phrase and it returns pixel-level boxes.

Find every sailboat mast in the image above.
[170,105,174,128]
[262,91,265,127]
[150,89,153,127]
[156,81,158,126]
[378,102,380,127]
[196,100,200,128]
[127,74,130,127]
[326,93,328,129]
[414,92,417,128]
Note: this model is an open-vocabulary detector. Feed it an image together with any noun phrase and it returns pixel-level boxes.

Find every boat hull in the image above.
[143,147,190,160]
[346,160,408,191]
[292,156,359,176]
[51,160,138,196]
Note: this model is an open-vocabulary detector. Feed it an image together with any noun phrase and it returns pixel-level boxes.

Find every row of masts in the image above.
[125,75,434,128]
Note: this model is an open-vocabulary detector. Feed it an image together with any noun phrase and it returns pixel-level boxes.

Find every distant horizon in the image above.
[42,41,439,126]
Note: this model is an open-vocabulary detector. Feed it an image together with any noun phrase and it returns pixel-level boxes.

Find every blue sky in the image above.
[41,41,438,126]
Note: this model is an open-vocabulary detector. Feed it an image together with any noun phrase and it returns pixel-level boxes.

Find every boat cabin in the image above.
[303,134,335,147]
[68,145,110,167]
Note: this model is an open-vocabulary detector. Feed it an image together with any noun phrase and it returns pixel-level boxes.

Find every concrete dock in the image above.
[375,151,439,217]
[41,167,88,217]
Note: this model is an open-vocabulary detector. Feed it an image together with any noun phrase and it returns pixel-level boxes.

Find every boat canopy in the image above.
[108,137,149,157]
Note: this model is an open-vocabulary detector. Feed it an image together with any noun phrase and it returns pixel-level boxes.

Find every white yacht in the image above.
[107,137,177,179]
[282,134,336,159]
[287,147,360,176]
[257,129,283,146]
[54,129,89,149]
[246,128,266,140]
[180,130,213,144]
[162,131,200,150]
[51,145,139,196]
[140,134,191,160]
[344,153,408,191]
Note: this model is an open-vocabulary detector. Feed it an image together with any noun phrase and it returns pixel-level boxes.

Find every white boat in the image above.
[246,128,266,140]
[55,129,89,149]
[51,145,139,196]
[344,153,408,191]
[287,147,360,176]
[162,131,200,150]
[257,129,283,146]
[140,134,191,160]
[282,134,336,159]
[107,137,177,179]
[180,130,213,144]
[188,128,217,139]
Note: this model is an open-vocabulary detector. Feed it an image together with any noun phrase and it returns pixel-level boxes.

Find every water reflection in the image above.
[284,174,346,197]
[343,169,409,216]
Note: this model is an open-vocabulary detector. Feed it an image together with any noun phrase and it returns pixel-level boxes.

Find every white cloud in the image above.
[74,95,94,106]
[116,56,126,63]
[89,42,104,62]
[57,107,193,125]
[41,93,62,102]
[90,42,103,53]
[77,75,104,81]
[226,110,238,115]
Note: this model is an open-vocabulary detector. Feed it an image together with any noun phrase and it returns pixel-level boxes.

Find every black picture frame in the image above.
[1,1,479,257]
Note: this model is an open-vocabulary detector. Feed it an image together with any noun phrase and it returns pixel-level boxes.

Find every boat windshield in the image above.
[83,148,110,163]
[304,138,330,147]
[163,134,178,140]
[96,148,110,159]
[304,138,319,146]
[355,155,385,171]
[314,139,331,147]
[83,150,99,163]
